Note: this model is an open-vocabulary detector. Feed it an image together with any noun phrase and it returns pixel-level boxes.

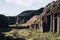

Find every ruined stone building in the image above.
[39,1,60,33]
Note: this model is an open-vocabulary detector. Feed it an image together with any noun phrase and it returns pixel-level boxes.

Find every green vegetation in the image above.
[2,29,60,40]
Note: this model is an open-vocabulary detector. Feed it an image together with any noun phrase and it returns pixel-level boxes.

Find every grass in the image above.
[2,29,60,40]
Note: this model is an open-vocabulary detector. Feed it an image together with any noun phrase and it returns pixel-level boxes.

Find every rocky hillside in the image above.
[17,10,36,24]
[18,8,44,24]
[7,7,44,25]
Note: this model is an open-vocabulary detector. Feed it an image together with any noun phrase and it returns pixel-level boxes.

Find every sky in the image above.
[0,0,56,16]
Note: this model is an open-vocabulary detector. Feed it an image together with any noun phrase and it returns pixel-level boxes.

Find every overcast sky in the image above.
[0,0,56,16]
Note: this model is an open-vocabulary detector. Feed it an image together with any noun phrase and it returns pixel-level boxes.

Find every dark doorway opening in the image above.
[43,21,47,32]
[42,16,50,32]
[46,15,50,32]
[54,18,57,32]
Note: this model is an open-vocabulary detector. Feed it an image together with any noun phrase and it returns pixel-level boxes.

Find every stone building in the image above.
[39,1,60,33]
